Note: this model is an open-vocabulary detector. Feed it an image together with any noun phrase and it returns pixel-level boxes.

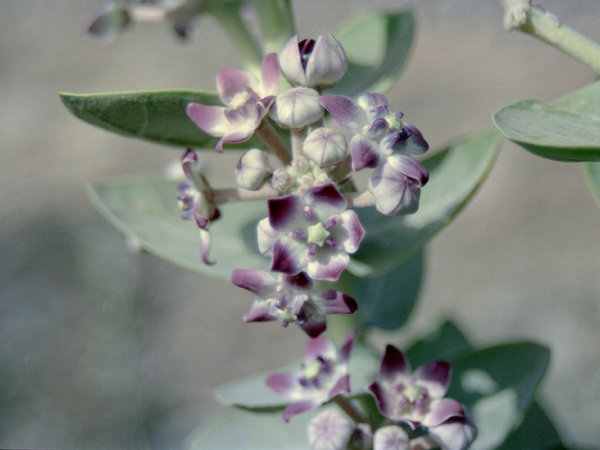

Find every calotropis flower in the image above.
[177,149,220,264]
[231,269,357,337]
[187,53,280,152]
[278,35,347,90]
[267,330,358,422]
[257,183,365,281]
[366,345,476,450]
[319,93,428,171]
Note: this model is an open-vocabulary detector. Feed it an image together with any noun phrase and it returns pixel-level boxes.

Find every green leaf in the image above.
[61,90,233,149]
[405,320,474,368]
[329,10,415,97]
[583,161,600,209]
[497,401,565,450]
[493,81,600,162]
[213,343,378,411]
[349,129,502,277]
[447,342,551,450]
[86,176,269,282]
[184,407,310,449]
[351,249,423,331]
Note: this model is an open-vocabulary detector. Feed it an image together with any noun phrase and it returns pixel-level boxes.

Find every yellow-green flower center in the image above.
[384,113,403,130]
[307,222,330,246]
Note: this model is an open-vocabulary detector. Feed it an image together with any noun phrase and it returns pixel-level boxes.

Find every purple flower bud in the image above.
[367,154,429,216]
[279,35,348,89]
[269,87,324,130]
[235,149,272,191]
[303,127,348,167]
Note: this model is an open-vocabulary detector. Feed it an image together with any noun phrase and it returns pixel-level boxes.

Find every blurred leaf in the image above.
[582,161,600,209]
[86,176,269,282]
[405,320,473,368]
[493,81,600,162]
[213,343,378,411]
[349,129,502,277]
[497,401,565,450]
[447,342,550,450]
[351,249,423,330]
[329,10,414,97]
[184,407,310,450]
[61,90,240,149]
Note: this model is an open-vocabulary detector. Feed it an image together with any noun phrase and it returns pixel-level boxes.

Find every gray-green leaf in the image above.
[86,176,269,282]
[60,90,226,149]
[493,80,600,162]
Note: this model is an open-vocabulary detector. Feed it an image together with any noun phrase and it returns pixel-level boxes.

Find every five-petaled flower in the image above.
[366,345,476,450]
[231,269,357,337]
[257,183,365,281]
[187,53,280,152]
[267,330,358,422]
[176,149,219,264]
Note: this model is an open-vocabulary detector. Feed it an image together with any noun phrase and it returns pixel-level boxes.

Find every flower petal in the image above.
[304,183,347,219]
[422,398,467,427]
[282,399,318,423]
[427,414,477,450]
[186,103,229,136]
[319,94,367,134]
[231,269,278,297]
[306,250,349,281]
[413,361,451,399]
[244,299,276,322]
[268,195,306,231]
[271,237,306,275]
[380,345,411,381]
[266,371,299,397]
[349,135,381,171]
[278,35,307,86]
[313,290,357,315]
[216,66,258,104]
[260,53,280,97]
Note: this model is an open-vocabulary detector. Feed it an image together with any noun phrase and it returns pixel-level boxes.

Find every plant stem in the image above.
[332,395,369,425]
[207,0,263,73]
[512,5,600,75]
[291,129,307,160]
[256,121,292,165]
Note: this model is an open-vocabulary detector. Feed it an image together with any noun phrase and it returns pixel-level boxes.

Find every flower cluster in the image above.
[177,33,474,449]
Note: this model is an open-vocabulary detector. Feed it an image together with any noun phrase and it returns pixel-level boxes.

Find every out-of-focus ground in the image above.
[1,1,599,448]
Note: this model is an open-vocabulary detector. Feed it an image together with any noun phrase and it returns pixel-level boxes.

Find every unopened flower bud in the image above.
[303,127,348,167]
[235,149,272,191]
[269,87,323,130]
[271,167,292,192]
[279,35,347,89]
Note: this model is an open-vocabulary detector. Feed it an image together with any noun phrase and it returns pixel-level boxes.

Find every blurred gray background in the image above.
[1,0,599,448]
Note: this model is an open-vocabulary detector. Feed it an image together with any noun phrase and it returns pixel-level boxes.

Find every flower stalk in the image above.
[255,120,292,165]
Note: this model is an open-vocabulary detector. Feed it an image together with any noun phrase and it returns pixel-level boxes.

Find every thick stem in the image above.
[256,121,292,165]
[291,128,307,160]
[509,4,600,75]
[207,0,263,73]
[332,395,369,425]
[345,191,376,208]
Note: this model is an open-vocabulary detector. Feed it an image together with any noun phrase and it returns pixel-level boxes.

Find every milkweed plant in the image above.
[60,0,600,448]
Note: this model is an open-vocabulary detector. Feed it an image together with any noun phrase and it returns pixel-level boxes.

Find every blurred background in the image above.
[1,0,599,448]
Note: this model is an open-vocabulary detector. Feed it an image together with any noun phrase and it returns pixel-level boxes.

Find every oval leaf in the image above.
[86,176,269,281]
[493,80,600,161]
[61,90,232,149]
[352,249,424,331]
[447,342,550,450]
[329,10,415,97]
[349,129,502,277]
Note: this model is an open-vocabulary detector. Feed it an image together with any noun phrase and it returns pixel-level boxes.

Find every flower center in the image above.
[384,113,404,131]
[307,222,330,246]
[229,90,252,110]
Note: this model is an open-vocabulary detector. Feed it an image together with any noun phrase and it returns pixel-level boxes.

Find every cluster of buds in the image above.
[177,34,474,449]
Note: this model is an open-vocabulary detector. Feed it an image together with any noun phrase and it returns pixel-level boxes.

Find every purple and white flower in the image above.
[372,425,410,450]
[303,127,348,168]
[367,154,429,215]
[267,330,358,422]
[269,87,324,130]
[320,93,428,171]
[187,53,280,152]
[257,183,365,281]
[279,35,347,90]
[366,345,476,450]
[177,149,220,264]
[231,269,357,337]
